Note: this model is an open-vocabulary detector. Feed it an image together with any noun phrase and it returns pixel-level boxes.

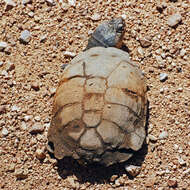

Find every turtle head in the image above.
[109,17,125,48]
[86,17,126,50]
[110,17,125,36]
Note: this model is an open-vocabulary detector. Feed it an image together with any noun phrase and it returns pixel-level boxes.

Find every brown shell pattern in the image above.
[47,47,147,166]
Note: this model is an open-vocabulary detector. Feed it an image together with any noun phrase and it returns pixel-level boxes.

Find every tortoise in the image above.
[47,18,147,166]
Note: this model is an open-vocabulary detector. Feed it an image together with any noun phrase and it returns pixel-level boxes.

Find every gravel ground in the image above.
[0,0,190,189]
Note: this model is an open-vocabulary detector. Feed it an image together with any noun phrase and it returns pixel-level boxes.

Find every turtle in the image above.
[47,18,147,166]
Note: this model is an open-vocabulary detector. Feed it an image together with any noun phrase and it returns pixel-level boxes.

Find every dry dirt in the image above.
[0,0,190,189]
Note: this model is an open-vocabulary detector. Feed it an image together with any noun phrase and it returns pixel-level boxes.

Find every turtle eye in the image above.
[117,23,124,33]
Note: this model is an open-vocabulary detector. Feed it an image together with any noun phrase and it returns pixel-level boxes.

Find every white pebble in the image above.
[178,157,186,166]
[30,124,44,134]
[125,165,141,177]
[159,131,168,139]
[1,70,8,77]
[173,144,179,150]
[121,14,127,19]
[28,11,34,17]
[22,0,32,5]
[167,13,182,27]
[160,88,164,93]
[24,115,32,122]
[11,105,20,112]
[64,51,76,58]
[49,87,56,95]
[20,30,31,43]
[137,47,144,57]
[2,127,9,136]
[177,87,183,92]
[34,116,41,122]
[46,0,55,6]
[91,13,101,21]
[4,0,16,11]
[0,42,8,51]
[180,49,186,57]
[68,0,76,7]
[159,73,168,82]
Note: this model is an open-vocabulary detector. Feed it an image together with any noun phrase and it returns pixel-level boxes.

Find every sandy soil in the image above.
[0,0,190,189]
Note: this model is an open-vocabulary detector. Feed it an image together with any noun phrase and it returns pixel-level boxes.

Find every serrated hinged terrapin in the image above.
[47,18,147,166]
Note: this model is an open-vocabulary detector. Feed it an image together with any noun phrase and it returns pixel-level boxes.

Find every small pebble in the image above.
[180,49,186,57]
[59,2,69,11]
[121,14,127,20]
[125,165,141,177]
[178,157,186,166]
[161,52,166,59]
[20,30,31,44]
[110,175,118,182]
[0,62,3,67]
[24,115,32,122]
[159,73,168,82]
[0,121,5,128]
[22,0,32,5]
[46,0,55,6]
[88,29,93,35]
[174,144,179,150]
[20,122,27,130]
[36,148,46,160]
[167,13,182,27]
[160,88,164,94]
[30,137,37,145]
[49,87,56,96]
[28,11,34,17]
[177,87,183,92]
[0,42,8,51]
[156,56,165,68]
[4,46,11,54]
[11,105,20,112]
[168,179,177,187]
[14,168,28,179]
[30,124,44,134]
[137,47,144,57]
[139,37,152,48]
[31,82,40,91]
[91,13,101,21]
[67,177,77,189]
[148,134,157,142]
[6,62,15,72]
[0,105,6,114]
[1,70,8,77]
[2,127,9,136]
[40,35,47,43]
[178,147,183,154]
[14,138,19,148]
[159,131,168,139]
[145,177,156,187]
[8,163,15,172]
[34,116,41,122]
[64,51,76,58]
[156,3,167,13]
[183,168,190,175]
[4,0,16,11]
[68,0,76,7]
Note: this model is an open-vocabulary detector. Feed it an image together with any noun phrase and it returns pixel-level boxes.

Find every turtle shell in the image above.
[47,47,147,166]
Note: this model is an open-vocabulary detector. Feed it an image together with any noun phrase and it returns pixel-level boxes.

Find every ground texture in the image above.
[0,0,190,189]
